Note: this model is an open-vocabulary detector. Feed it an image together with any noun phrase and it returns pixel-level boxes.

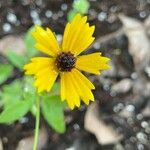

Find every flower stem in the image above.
[33,96,40,150]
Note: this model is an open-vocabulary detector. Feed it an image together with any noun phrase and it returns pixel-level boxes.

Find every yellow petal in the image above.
[24,57,54,74]
[73,68,95,89]
[34,70,58,93]
[60,68,95,108]
[32,26,60,56]
[62,14,95,56]
[24,57,58,92]
[60,73,66,101]
[76,53,110,74]
[71,69,95,105]
[60,72,80,109]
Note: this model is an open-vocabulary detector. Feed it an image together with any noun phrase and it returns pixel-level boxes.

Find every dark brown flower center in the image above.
[55,52,76,72]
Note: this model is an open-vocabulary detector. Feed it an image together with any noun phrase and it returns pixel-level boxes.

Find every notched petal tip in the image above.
[90,25,95,33]
[105,57,111,62]
[62,13,95,55]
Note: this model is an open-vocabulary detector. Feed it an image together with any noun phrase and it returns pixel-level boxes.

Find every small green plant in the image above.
[67,0,90,21]
[0,26,66,137]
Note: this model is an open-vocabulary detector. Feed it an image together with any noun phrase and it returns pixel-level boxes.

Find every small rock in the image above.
[111,78,133,94]
[2,23,11,33]
[7,13,17,24]
[16,127,48,150]
[0,35,26,55]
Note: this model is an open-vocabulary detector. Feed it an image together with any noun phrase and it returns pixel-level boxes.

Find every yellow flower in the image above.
[24,14,110,109]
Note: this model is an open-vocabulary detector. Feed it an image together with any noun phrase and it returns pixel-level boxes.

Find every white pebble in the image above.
[3,23,11,32]
[61,3,67,11]
[98,12,107,21]
[45,10,52,18]
[140,11,146,18]
[56,34,62,43]
[7,13,17,24]
[30,10,39,19]
[126,105,135,112]
[141,121,149,128]
[93,42,101,49]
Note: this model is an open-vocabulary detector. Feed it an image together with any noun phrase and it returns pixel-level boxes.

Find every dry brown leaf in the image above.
[0,138,3,150]
[142,101,150,117]
[144,15,150,36]
[119,14,150,72]
[84,102,123,145]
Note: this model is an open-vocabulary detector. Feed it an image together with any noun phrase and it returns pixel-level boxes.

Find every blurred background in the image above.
[0,0,150,150]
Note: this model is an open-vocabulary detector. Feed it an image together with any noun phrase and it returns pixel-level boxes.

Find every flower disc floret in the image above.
[55,52,76,72]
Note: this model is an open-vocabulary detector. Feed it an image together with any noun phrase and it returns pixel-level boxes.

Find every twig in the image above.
[90,23,150,49]
[93,28,124,46]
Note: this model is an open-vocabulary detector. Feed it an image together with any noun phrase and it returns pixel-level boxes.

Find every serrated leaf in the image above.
[0,99,32,123]
[41,95,66,133]
[5,50,27,70]
[0,64,13,84]
[24,26,38,58]
[73,0,89,14]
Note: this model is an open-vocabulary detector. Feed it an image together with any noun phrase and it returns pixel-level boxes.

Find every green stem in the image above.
[33,97,40,150]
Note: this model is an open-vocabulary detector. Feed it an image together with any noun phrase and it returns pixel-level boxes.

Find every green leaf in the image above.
[0,99,32,123]
[5,50,27,70]
[41,95,66,133]
[0,64,13,84]
[24,26,38,58]
[0,91,3,107]
[23,76,36,94]
[67,9,78,22]
[73,0,89,14]
[49,82,60,96]
[22,77,37,116]
[1,80,23,109]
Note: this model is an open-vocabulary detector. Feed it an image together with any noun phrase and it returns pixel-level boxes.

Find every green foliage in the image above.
[0,99,33,123]
[68,9,78,22]
[0,77,35,123]
[1,80,23,109]
[24,26,38,58]
[0,26,67,134]
[41,95,66,133]
[23,77,37,116]
[73,0,89,14]
[0,64,13,84]
[5,50,27,70]
[68,0,90,21]
[23,77,36,94]
[49,82,60,96]
[5,26,38,70]
[0,75,66,133]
